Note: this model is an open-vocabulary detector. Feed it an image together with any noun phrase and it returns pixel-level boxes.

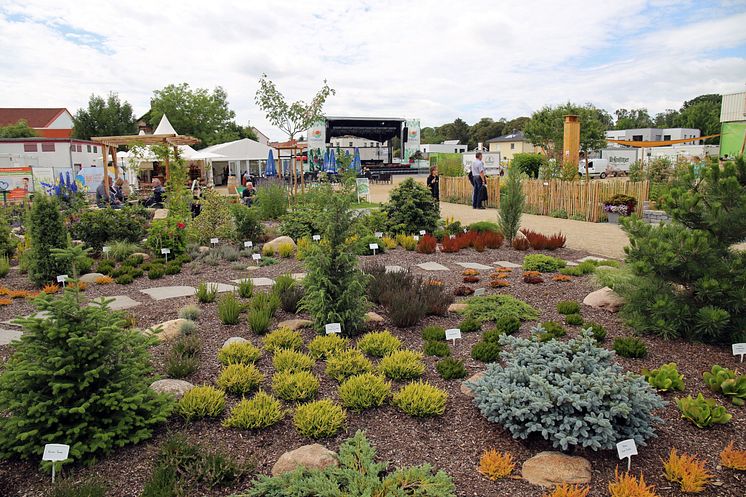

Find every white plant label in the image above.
[160,248,170,255]
[449,234,456,239]
[463,228,468,233]
[56,275,68,284]
[413,235,420,241]
[419,230,426,236]
[102,246,110,254]
[43,443,70,483]
[369,243,379,250]
[474,288,486,296]
[445,328,461,345]
[325,322,342,335]
[374,231,383,238]
[312,234,321,241]
[210,238,219,245]
[252,253,261,261]
[733,343,746,362]
[616,439,638,471]
[244,241,253,248]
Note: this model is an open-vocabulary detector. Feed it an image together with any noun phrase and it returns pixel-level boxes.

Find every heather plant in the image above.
[436,358,468,380]
[262,327,303,353]
[217,363,264,395]
[338,373,391,411]
[272,370,320,402]
[357,330,401,357]
[223,390,285,431]
[392,381,448,417]
[522,254,566,272]
[325,349,373,382]
[613,337,648,358]
[195,282,218,303]
[463,295,539,324]
[177,385,225,420]
[379,350,426,381]
[620,157,746,343]
[0,293,172,463]
[383,178,439,234]
[471,341,501,362]
[218,341,261,365]
[217,292,242,325]
[471,331,664,451]
[307,334,349,359]
[293,399,347,439]
[424,340,450,357]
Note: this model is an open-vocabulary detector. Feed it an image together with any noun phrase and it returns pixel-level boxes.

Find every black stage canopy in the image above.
[325,116,405,143]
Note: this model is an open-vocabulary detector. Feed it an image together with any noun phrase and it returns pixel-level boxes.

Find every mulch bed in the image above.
[0,245,744,496]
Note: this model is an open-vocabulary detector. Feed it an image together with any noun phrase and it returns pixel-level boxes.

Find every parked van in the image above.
[578,159,610,179]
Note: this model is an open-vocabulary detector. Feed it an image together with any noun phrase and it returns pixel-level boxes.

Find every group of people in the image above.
[425,151,487,209]
[96,177,165,209]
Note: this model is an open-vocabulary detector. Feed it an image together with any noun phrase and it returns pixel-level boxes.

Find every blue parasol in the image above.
[328,148,337,174]
[352,148,362,172]
[265,149,277,177]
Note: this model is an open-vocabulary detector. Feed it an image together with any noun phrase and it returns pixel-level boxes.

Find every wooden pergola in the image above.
[271,139,308,195]
[91,133,200,192]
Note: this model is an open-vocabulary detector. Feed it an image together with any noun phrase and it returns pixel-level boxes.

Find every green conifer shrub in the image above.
[471,331,664,451]
[522,254,566,272]
[498,167,524,243]
[463,295,539,324]
[556,300,580,315]
[26,194,71,285]
[613,337,648,358]
[565,313,583,326]
[383,178,439,234]
[0,209,16,258]
[471,341,501,362]
[0,293,172,463]
[436,358,468,380]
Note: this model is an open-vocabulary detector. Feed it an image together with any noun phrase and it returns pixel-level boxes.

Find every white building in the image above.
[251,127,271,146]
[606,127,701,146]
[420,140,468,154]
[328,135,387,162]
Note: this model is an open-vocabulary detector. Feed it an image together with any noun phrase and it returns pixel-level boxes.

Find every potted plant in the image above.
[603,194,637,224]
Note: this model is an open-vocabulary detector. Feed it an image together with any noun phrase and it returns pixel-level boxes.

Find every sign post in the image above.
[325,323,342,335]
[56,275,68,288]
[445,328,461,346]
[369,243,379,256]
[616,439,638,471]
[161,247,170,262]
[42,443,70,483]
[252,253,261,266]
[733,343,746,362]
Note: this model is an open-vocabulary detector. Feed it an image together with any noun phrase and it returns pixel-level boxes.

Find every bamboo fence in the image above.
[439,177,649,222]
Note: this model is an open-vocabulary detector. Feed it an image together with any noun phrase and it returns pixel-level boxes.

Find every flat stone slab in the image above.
[385,265,405,273]
[416,262,450,271]
[455,262,492,270]
[140,286,196,300]
[3,310,51,327]
[577,256,606,262]
[291,273,306,281]
[565,261,579,266]
[88,295,142,311]
[494,261,521,268]
[251,277,275,287]
[205,282,237,293]
[0,328,23,345]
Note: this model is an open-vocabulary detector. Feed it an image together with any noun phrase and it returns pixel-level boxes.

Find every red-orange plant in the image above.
[512,237,530,250]
[415,234,437,254]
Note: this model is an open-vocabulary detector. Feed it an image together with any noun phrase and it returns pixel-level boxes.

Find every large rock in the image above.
[150,379,194,399]
[460,371,485,398]
[522,451,592,487]
[145,318,189,342]
[271,444,338,476]
[264,236,297,252]
[222,336,249,348]
[448,303,468,313]
[153,208,169,220]
[583,287,624,313]
[277,319,313,331]
[365,311,384,323]
[80,272,105,283]
[131,252,151,261]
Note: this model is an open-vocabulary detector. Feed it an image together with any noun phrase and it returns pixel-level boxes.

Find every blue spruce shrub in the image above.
[470,330,664,451]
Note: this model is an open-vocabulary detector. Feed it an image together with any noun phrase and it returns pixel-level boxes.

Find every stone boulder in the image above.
[522,451,592,487]
[264,236,296,252]
[198,246,210,254]
[222,336,249,348]
[277,319,313,331]
[150,379,194,399]
[131,252,151,261]
[153,208,169,220]
[583,287,624,313]
[145,318,189,342]
[80,272,105,283]
[460,371,485,398]
[365,311,384,323]
[271,444,338,476]
[448,303,468,313]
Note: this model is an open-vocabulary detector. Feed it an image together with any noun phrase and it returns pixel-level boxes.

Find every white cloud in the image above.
[0,0,743,140]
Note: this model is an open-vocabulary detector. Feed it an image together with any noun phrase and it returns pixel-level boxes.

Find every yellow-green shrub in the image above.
[272,370,320,402]
[217,363,264,395]
[325,349,373,382]
[272,349,315,373]
[223,390,285,430]
[262,327,303,353]
[395,234,417,251]
[392,381,447,417]
[217,341,261,366]
[296,237,312,261]
[379,350,425,380]
[338,373,391,411]
[381,236,397,250]
[357,330,401,358]
[262,244,275,257]
[293,399,347,439]
[277,242,295,258]
[308,334,349,359]
[177,385,226,420]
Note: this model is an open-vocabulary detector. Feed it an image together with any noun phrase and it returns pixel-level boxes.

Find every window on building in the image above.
[23,143,37,152]
[77,144,82,152]
[663,135,671,141]
[87,145,91,152]
[93,146,97,153]
[510,143,515,150]
[41,143,55,152]
[349,141,353,147]
[632,135,643,141]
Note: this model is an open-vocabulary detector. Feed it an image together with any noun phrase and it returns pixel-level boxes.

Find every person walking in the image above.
[426,166,440,201]
[471,152,486,209]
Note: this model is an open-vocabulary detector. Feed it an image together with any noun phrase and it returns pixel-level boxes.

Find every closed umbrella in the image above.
[328,149,337,174]
[353,148,361,172]
[265,149,277,177]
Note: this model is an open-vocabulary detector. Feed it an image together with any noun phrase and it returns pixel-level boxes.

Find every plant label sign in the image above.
[463,228,468,233]
[312,234,321,241]
[102,246,110,254]
[474,288,486,296]
[244,241,253,248]
[419,230,426,236]
[413,235,420,241]
[374,231,383,238]
[252,253,261,263]
[325,322,342,335]
[445,328,461,345]
[210,238,219,245]
[616,439,637,471]
[160,248,170,255]
[733,343,746,362]
[56,275,68,283]
[43,443,69,483]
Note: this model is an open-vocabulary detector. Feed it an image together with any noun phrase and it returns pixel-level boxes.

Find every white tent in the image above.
[201,138,277,185]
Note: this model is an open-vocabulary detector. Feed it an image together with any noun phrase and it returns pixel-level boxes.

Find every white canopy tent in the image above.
[200,138,277,185]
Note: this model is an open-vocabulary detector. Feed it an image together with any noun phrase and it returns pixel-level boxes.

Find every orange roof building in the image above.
[0,108,74,138]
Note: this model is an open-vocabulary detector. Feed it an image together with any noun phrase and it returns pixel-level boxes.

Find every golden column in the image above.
[563,115,580,168]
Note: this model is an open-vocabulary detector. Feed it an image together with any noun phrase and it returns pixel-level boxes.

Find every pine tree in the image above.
[383,178,439,234]
[0,292,173,463]
[300,185,368,335]
[27,194,70,286]
[498,167,525,242]
[621,157,746,342]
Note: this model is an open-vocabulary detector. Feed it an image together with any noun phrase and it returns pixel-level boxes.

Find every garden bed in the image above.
[0,245,743,497]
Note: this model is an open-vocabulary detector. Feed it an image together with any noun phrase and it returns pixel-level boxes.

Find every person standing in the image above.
[426,166,440,201]
[471,152,486,209]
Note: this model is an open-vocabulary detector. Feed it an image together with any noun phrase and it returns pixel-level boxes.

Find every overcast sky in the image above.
[1,0,745,139]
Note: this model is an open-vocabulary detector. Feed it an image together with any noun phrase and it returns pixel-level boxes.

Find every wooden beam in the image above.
[164,150,170,183]
[102,145,110,196]
[110,146,119,179]
[91,133,200,147]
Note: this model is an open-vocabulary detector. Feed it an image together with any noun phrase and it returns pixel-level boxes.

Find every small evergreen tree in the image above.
[621,157,746,343]
[300,185,368,335]
[27,194,70,286]
[0,209,16,258]
[383,178,439,234]
[498,167,525,242]
[0,292,172,463]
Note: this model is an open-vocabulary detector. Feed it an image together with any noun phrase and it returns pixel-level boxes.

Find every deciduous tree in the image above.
[72,93,137,140]
[0,120,36,138]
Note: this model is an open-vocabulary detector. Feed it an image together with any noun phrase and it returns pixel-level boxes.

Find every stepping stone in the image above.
[577,256,606,263]
[455,262,492,270]
[205,282,237,293]
[251,277,275,287]
[3,310,51,327]
[566,261,579,267]
[448,303,468,313]
[291,273,306,281]
[140,286,196,300]
[88,295,141,311]
[494,261,521,268]
[385,265,405,273]
[0,328,23,345]
[416,262,449,271]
